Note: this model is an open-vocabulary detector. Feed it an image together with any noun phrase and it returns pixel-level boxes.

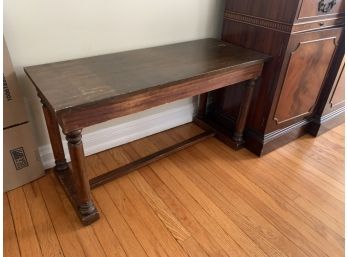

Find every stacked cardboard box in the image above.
[3,37,44,192]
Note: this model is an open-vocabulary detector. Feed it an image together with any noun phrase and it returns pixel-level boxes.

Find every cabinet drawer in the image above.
[298,0,345,20]
[292,17,344,33]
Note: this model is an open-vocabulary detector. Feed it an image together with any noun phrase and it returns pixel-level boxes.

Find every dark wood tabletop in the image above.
[25,38,269,113]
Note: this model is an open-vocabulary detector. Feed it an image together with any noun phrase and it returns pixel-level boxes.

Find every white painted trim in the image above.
[38,103,195,169]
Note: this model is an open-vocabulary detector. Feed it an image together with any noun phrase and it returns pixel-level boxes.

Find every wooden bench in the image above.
[24,38,269,225]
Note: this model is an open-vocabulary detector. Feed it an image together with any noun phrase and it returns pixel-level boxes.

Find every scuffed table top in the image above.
[25,38,269,112]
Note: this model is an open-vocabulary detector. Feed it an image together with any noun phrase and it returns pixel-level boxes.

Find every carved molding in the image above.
[66,130,83,145]
[318,0,337,14]
[224,11,292,33]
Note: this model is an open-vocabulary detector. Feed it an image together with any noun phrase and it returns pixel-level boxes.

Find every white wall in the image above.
[4,0,225,167]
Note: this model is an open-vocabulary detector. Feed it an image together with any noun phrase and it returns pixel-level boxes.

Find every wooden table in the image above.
[25,38,269,225]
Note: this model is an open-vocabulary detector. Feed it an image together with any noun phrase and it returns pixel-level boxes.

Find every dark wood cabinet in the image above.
[271,27,343,130]
[308,41,345,136]
[207,0,345,155]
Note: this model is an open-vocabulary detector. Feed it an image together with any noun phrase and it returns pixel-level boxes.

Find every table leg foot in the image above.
[54,160,69,172]
[232,132,244,147]
[194,117,245,150]
[78,200,99,226]
[54,166,100,226]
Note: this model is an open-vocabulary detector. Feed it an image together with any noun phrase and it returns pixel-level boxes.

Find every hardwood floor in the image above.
[4,123,344,257]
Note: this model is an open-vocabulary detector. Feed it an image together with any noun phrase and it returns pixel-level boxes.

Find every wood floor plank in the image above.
[100,150,189,249]
[128,171,191,243]
[86,154,148,257]
[172,123,344,237]
[38,175,87,257]
[295,133,344,163]
[331,124,344,136]
[96,151,171,257]
[180,237,210,257]
[288,132,344,167]
[284,138,344,183]
[99,151,190,257]
[275,147,344,201]
[7,187,43,257]
[127,136,255,257]
[202,136,344,225]
[278,143,344,186]
[196,138,344,257]
[249,146,344,223]
[172,149,307,257]
[207,140,345,237]
[50,174,108,257]
[118,175,189,257]
[294,196,344,237]
[104,178,170,257]
[22,181,64,257]
[5,122,344,257]
[90,201,128,257]
[157,158,270,257]
[230,149,344,239]
[147,160,249,257]
[306,130,344,149]
[92,186,149,257]
[186,142,343,243]
[320,127,345,145]
[4,194,21,257]
[140,166,232,257]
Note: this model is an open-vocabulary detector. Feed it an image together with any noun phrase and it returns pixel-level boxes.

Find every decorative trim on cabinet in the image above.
[307,105,345,136]
[224,10,293,33]
[292,17,345,34]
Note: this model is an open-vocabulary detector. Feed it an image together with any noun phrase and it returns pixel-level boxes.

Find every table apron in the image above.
[58,63,263,133]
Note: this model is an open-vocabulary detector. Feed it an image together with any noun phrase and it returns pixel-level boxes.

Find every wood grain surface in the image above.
[4,123,344,257]
[24,38,268,113]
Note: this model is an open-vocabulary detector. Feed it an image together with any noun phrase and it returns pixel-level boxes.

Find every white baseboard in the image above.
[38,103,195,169]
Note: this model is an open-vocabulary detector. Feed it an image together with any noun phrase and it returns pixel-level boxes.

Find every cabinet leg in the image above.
[66,130,99,224]
[41,100,69,172]
[197,93,208,118]
[232,78,257,146]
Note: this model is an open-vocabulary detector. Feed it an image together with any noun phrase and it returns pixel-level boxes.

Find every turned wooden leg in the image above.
[66,130,99,225]
[197,93,208,118]
[232,78,257,146]
[41,100,69,172]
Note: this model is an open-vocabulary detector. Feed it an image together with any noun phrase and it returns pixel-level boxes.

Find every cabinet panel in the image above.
[330,62,345,108]
[298,0,345,20]
[274,30,341,125]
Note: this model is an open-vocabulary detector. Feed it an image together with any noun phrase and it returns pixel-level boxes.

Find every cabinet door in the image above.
[272,28,343,126]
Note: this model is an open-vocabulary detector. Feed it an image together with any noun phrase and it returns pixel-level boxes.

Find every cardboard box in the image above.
[4,122,45,192]
[3,37,28,128]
